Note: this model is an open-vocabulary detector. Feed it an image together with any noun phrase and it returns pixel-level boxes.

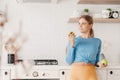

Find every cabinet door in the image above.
[107,69,120,80]
[66,70,70,80]
[60,69,107,80]
[0,69,11,80]
[60,69,70,80]
[96,69,107,80]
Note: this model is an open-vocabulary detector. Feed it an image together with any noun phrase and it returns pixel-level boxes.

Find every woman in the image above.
[66,15,107,80]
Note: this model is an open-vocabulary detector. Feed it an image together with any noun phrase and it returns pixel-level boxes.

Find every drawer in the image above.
[0,69,11,80]
[96,69,107,80]
[60,69,70,80]
[11,69,60,79]
[107,69,120,80]
[108,69,120,76]
[60,69,70,76]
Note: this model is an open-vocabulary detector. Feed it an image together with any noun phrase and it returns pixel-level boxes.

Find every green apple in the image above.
[70,32,75,35]
[101,59,108,66]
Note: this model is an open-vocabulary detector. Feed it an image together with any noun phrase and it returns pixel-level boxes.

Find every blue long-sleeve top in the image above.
[66,36,101,65]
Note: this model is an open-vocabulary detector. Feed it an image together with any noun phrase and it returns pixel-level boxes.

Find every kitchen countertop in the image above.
[1,63,120,70]
[1,59,119,70]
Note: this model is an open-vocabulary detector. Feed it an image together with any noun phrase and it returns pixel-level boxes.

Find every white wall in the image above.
[1,0,120,65]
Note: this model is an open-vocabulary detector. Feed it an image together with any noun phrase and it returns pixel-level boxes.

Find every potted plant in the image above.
[83,8,89,15]
[106,8,113,18]
[106,8,112,12]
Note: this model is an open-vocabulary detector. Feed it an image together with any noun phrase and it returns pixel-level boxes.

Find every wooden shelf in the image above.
[78,0,120,4]
[68,18,120,23]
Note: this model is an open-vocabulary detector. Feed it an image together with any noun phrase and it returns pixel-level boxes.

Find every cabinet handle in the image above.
[5,72,8,75]
[62,71,65,75]
[110,71,113,75]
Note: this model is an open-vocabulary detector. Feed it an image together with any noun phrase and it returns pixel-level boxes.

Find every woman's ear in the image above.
[90,24,93,28]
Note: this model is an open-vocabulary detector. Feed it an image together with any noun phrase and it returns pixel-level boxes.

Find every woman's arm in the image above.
[66,32,75,65]
[66,42,75,65]
[95,39,101,66]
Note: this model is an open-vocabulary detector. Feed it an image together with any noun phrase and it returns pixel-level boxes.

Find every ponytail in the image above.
[90,28,94,38]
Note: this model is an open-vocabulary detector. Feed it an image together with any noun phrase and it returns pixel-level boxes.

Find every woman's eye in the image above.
[82,23,86,25]
[82,23,88,25]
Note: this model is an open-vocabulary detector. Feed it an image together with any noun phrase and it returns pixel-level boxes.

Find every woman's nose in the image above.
[79,24,82,27]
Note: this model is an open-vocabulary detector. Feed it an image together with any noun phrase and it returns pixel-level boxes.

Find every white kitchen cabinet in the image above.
[60,69,107,80]
[60,69,70,80]
[29,69,60,79]
[96,69,107,80]
[107,69,120,80]
[11,69,60,79]
[2,66,120,80]
[0,69,11,80]
[59,68,120,80]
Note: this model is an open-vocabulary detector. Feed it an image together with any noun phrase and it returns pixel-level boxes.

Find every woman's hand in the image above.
[98,61,108,68]
[68,32,75,48]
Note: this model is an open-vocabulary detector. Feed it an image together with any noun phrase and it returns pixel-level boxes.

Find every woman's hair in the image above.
[79,15,94,38]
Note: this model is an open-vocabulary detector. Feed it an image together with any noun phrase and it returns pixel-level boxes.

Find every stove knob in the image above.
[42,73,46,76]
[33,71,38,77]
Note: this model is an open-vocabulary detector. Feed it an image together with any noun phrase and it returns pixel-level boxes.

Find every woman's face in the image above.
[78,18,92,33]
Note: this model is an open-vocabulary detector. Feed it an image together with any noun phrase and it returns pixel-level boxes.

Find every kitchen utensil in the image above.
[109,10,119,18]
[102,10,111,18]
